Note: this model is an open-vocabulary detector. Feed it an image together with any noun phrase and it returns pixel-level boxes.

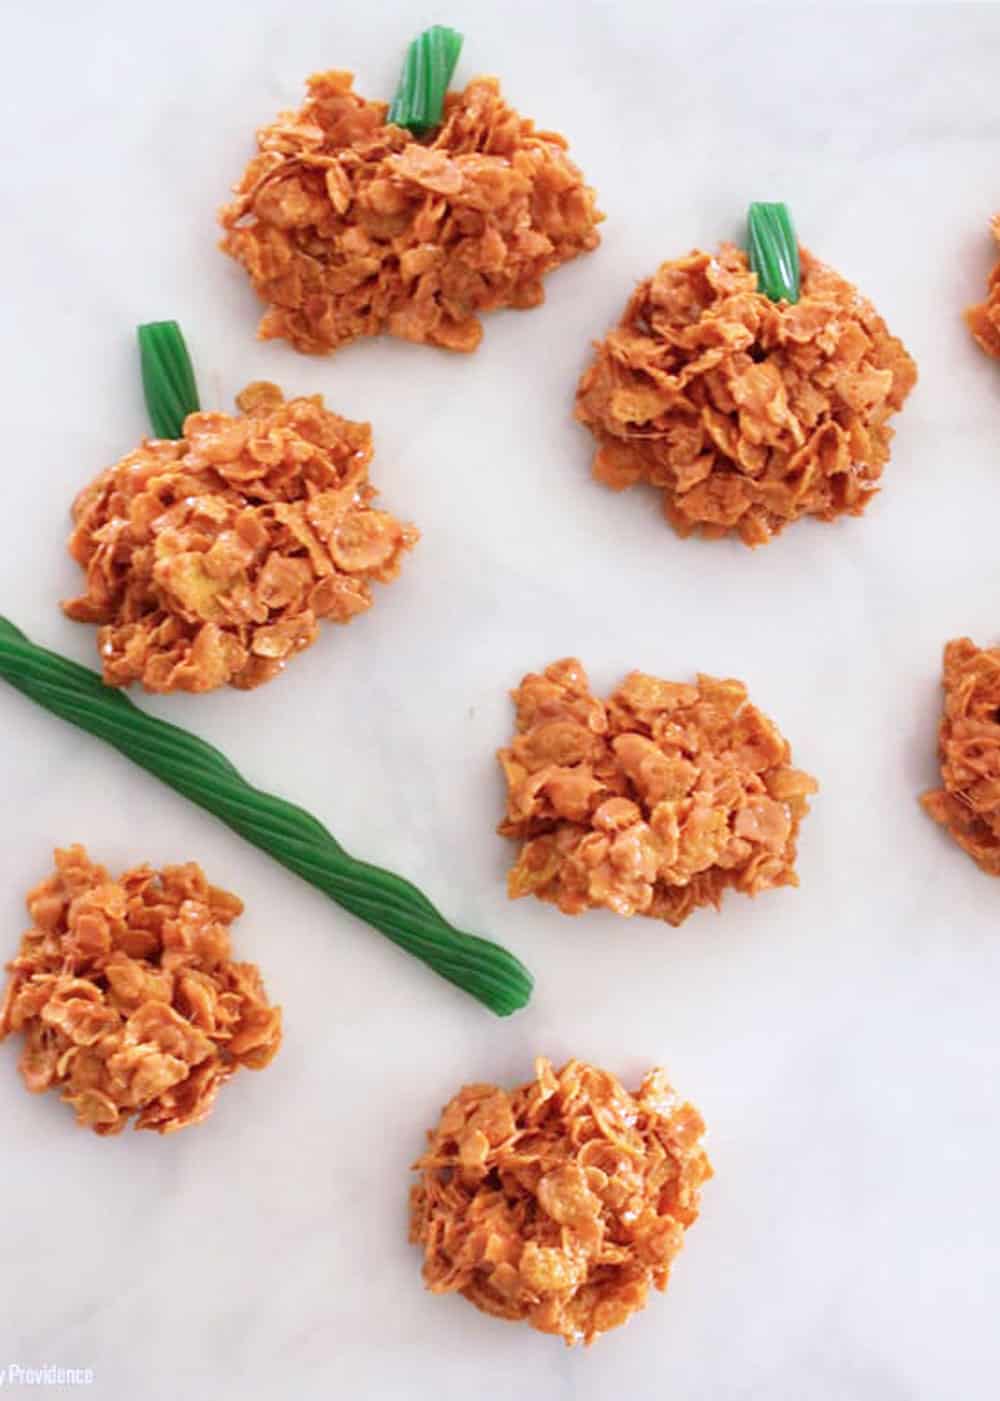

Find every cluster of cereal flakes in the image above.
[0,846,281,1135]
[921,638,1000,874]
[575,245,917,546]
[410,1056,711,1345]
[62,382,417,693]
[966,215,1000,358]
[220,72,602,355]
[498,659,817,926]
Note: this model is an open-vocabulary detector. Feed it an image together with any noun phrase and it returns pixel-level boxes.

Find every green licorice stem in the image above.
[138,321,200,439]
[388,25,463,132]
[747,202,801,304]
[0,617,533,1017]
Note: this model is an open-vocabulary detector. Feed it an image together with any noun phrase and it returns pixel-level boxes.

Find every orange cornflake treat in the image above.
[575,245,917,546]
[409,1056,711,1345]
[966,215,1000,358]
[219,72,602,356]
[62,382,417,692]
[498,659,817,926]
[0,846,281,1135]
[921,638,1000,873]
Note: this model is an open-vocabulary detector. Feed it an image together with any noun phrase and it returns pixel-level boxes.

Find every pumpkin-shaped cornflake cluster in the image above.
[62,381,417,692]
[220,72,602,355]
[966,214,1000,358]
[921,637,1000,874]
[0,845,281,1135]
[410,1056,711,1345]
[498,658,817,926]
[576,245,917,546]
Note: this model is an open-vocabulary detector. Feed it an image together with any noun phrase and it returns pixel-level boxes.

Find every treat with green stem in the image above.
[219,32,602,356]
[576,201,917,546]
[63,324,418,693]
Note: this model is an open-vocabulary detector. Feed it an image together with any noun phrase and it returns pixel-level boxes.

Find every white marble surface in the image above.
[1,2,999,1397]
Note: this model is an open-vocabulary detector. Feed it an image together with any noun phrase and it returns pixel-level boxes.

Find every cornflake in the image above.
[219,72,602,355]
[0,846,281,1135]
[966,215,1000,358]
[62,383,417,692]
[498,659,817,926]
[410,1056,711,1345]
[576,245,917,546]
[921,638,1000,873]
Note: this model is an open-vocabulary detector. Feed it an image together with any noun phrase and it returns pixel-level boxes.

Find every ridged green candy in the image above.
[137,320,200,440]
[0,616,533,1016]
[747,202,801,304]
[388,25,463,133]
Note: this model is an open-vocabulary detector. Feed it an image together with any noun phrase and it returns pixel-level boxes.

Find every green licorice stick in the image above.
[138,321,200,439]
[747,202,801,304]
[388,25,463,132]
[0,616,533,1017]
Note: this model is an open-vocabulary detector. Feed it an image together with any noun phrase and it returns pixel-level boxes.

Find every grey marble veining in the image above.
[0,2,998,1398]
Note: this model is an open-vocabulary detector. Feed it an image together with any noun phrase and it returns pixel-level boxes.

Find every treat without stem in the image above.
[921,637,1000,873]
[62,381,417,693]
[965,214,1000,358]
[0,846,281,1135]
[576,243,917,546]
[220,69,602,355]
[498,658,817,925]
[410,1056,711,1345]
